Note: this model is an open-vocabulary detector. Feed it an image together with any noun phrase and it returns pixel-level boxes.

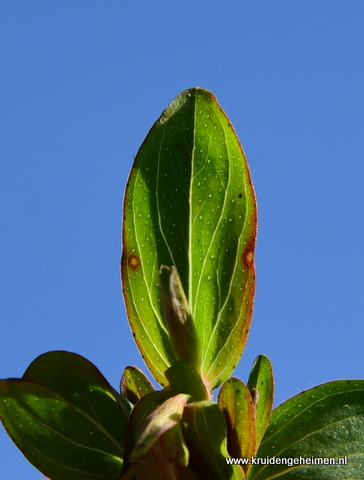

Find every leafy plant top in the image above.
[1,88,363,480]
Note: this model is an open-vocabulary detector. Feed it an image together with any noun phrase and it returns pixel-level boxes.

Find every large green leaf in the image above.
[121,87,257,390]
[247,355,274,448]
[0,351,130,480]
[248,380,364,480]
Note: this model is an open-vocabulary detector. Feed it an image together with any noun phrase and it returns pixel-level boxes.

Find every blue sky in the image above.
[1,2,364,478]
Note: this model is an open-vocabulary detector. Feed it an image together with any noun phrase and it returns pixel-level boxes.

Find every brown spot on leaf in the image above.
[242,243,255,269]
[251,388,260,405]
[128,254,140,270]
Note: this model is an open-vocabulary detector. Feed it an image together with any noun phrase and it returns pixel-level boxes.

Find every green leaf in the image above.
[247,355,274,448]
[123,389,171,467]
[0,351,130,480]
[182,400,245,480]
[121,366,155,404]
[159,423,190,467]
[130,393,189,461]
[248,380,364,480]
[159,265,200,369]
[218,378,256,473]
[165,361,209,402]
[121,87,257,389]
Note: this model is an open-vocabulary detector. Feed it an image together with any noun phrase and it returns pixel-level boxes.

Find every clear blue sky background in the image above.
[1,2,364,478]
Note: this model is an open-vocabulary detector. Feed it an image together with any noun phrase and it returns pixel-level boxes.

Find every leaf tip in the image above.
[158,88,195,124]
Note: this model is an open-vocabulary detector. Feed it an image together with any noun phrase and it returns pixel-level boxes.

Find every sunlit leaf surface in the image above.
[248,380,364,480]
[122,87,256,389]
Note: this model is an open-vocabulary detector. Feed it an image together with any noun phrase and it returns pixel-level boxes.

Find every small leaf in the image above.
[130,393,189,461]
[122,389,172,468]
[159,265,200,369]
[121,366,155,404]
[165,361,209,401]
[182,400,245,480]
[218,378,256,473]
[121,87,256,389]
[246,355,274,448]
[248,380,364,480]
[0,351,130,480]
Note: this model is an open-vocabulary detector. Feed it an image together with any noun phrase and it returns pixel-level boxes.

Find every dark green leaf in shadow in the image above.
[121,435,201,480]
[218,378,255,473]
[121,88,257,389]
[247,355,274,449]
[248,380,364,480]
[182,400,245,480]
[121,366,155,405]
[159,422,190,467]
[0,351,131,480]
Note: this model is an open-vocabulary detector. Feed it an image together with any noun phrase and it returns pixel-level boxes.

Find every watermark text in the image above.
[226,456,348,467]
